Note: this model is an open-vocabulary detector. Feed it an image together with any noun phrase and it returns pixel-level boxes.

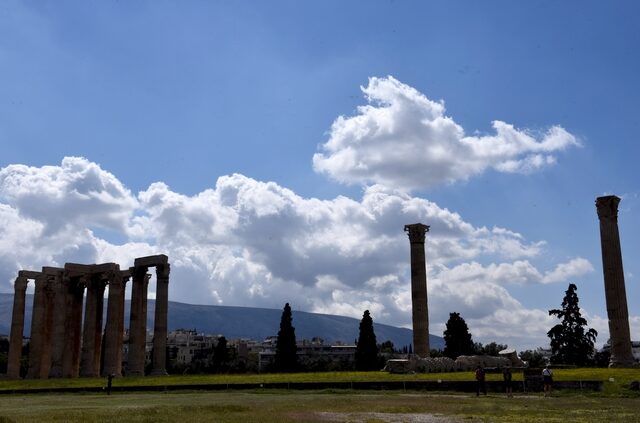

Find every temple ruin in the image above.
[404,223,430,357]
[596,196,635,367]
[5,254,170,379]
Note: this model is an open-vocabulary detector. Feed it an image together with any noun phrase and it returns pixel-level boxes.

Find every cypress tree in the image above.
[355,310,379,370]
[212,336,229,373]
[274,302,298,372]
[547,283,598,366]
[443,312,475,359]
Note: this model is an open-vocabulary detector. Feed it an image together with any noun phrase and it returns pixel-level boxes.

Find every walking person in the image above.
[503,367,513,397]
[475,365,486,396]
[542,365,553,397]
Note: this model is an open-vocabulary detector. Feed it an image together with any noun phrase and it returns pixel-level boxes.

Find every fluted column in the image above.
[7,275,28,379]
[596,195,635,367]
[80,274,106,377]
[151,263,170,375]
[26,273,47,378]
[102,267,126,376]
[404,223,430,358]
[128,267,149,376]
[48,270,67,378]
[36,273,60,378]
[62,275,86,378]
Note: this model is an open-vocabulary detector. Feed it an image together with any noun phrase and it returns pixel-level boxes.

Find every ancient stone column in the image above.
[102,267,126,377]
[62,275,86,378]
[404,223,430,357]
[151,263,170,375]
[596,195,635,367]
[26,273,48,379]
[7,274,28,379]
[79,274,106,377]
[35,271,61,378]
[128,267,149,376]
[48,269,67,378]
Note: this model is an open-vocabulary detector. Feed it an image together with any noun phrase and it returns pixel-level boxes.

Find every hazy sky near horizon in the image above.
[1,1,639,350]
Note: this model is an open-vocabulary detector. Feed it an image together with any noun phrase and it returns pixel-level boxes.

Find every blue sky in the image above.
[1,1,638,349]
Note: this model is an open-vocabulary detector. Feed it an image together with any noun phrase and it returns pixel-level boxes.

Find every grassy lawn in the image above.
[1,368,639,394]
[0,390,639,422]
[0,369,638,422]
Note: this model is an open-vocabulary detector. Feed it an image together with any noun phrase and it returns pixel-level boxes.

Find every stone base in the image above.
[609,360,639,368]
[150,369,168,376]
[385,354,526,374]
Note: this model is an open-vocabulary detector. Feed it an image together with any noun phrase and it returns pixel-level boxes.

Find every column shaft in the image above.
[150,264,170,375]
[405,224,430,358]
[36,277,58,378]
[62,277,85,378]
[128,269,149,376]
[596,196,635,367]
[80,275,106,377]
[48,273,68,378]
[7,276,28,379]
[102,270,125,376]
[26,274,47,379]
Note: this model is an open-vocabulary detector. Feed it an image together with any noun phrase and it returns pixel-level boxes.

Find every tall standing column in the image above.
[117,271,130,373]
[26,273,47,378]
[36,272,60,378]
[48,270,67,378]
[102,267,125,376]
[404,223,430,357]
[80,274,106,377]
[128,267,149,376]
[62,275,86,378]
[7,274,28,379]
[596,195,635,367]
[151,263,170,375]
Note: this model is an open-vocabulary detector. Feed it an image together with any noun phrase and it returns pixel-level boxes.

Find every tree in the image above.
[443,312,475,359]
[379,340,395,355]
[274,302,298,372]
[519,349,546,368]
[355,310,379,370]
[212,336,230,373]
[0,337,9,374]
[475,342,508,356]
[547,283,598,366]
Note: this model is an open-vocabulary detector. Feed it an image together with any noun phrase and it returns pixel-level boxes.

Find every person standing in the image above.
[503,367,513,397]
[475,365,486,396]
[542,365,553,396]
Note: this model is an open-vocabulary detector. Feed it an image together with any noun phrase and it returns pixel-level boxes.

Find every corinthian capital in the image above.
[13,275,28,292]
[404,223,430,243]
[596,195,621,221]
[156,263,170,280]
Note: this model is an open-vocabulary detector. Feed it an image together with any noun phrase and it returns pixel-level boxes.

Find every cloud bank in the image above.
[0,157,598,348]
[313,76,579,191]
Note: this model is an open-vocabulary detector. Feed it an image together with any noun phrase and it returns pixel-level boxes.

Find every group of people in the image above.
[474,365,553,397]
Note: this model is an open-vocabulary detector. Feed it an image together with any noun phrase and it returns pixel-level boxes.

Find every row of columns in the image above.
[5,255,170,379]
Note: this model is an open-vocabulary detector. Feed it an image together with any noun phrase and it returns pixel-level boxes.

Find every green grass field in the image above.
[0,369,639,422]
[1,390,639,422]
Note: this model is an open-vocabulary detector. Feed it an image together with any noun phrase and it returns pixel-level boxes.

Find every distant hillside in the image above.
[0,293,444,350]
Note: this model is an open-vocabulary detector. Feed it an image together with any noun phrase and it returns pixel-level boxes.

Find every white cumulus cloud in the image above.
[313,76,579,191]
